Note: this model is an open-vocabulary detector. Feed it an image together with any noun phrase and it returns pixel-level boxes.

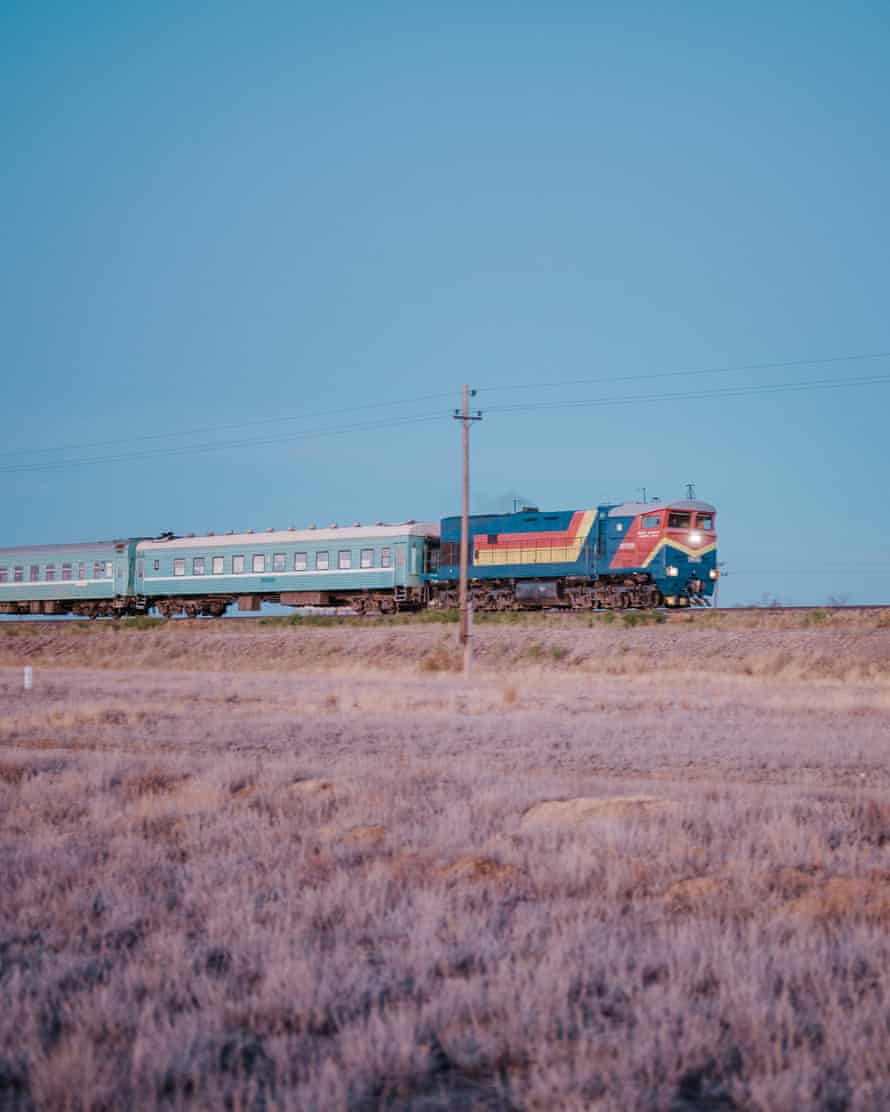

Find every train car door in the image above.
[586,522,597,578]
[113,549,128,597]
[395,543,407,586]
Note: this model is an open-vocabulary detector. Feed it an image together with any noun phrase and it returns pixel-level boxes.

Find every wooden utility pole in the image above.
[453,386,482,666]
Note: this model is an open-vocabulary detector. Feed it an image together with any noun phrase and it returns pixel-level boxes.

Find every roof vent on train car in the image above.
[157,531,175,541]
[247,529,254,534]
[404,519,416,524]
[187,533,195,538]
[227,530,234,535]
[308,524,316,530]
[208,531,215,536]
[267,527,274,533]
[520,505,539,513]
[353,522,360,527]
[330,523,338,528]
[375,521,385,526]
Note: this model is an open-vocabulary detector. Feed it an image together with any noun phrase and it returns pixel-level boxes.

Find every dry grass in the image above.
[2,608,890,684]
[3,619,890,1108]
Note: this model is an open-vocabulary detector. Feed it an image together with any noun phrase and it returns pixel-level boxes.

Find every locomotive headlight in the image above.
[666,565,679,577]
[689,531,702,544]
[709,569,719,580]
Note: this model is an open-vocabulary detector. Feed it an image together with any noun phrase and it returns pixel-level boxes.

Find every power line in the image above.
[0,411,446,475]
[2,349,888,462]
[2,368,889,477]
[0,388,457,460]
[727,569,890,575]
[483,372,890,416]
[476,349,890,395]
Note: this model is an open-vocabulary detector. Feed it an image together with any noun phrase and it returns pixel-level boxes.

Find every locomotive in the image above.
[0,498,717,617]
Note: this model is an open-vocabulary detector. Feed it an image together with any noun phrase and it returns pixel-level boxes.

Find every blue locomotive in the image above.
[432,499,716,609]
[0,498,716,617]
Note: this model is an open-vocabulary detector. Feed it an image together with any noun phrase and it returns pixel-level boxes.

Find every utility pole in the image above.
[453,386,482,670]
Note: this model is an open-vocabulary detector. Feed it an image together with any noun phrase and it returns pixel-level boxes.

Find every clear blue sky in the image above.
[2,2,889,605]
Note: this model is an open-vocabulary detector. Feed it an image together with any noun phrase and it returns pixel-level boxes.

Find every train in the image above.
[0,498,717,618]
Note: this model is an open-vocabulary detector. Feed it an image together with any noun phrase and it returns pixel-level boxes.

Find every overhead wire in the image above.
[2,357,890,476]
[725,569,890,575]
[0,411,447,475]
[3,349,889,462]
[483,372,890,416]
[0,388,458,460]
[476,349,890,395]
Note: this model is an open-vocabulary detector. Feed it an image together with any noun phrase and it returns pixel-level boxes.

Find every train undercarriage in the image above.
[429,574,710,611]
[0,577,710,618]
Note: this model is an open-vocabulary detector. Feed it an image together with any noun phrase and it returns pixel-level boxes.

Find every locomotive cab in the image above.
[654,503,717,605]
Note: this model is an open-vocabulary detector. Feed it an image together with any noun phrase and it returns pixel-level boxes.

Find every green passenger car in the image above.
[137,522,439,616]
[0,539,142,617]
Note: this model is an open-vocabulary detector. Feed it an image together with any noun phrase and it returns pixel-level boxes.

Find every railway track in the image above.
[1,604,889,629]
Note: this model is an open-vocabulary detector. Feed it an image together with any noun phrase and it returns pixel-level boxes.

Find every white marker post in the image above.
[23,666,33,691]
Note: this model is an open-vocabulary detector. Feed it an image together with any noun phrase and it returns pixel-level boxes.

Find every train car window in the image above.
[30,565,40,581]
[193,557,205,576]
[396,546,406,568]
[93,561,104,578]
[105,562,113,578]
[272,552,286,572]
[252,554,266,573]
[642,514,662,529]
[45,564,56,581]
[78,562,86,579]
[487,534,498,544]
[316,551,330,570]
[0,568,7,583]
[338,550,352,569]
[294,552,308,571]
[14,566,24,583]
[173,559,186,577]
[212,556,224,575]
[380,546,392,569]
[360,548,374,568]
[233,555,245,574]
[153,560,160,572]
[136,560,144,579]
[668,512,692,528]
[61,564,72,581]
[696,513,714,530]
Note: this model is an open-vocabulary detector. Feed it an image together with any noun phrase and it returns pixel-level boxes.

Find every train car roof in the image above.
[606,500,716,517]
[0,539,124,557]
[136,522,440,551]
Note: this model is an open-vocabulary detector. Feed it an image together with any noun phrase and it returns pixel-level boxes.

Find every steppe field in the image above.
[3,609,890,1111]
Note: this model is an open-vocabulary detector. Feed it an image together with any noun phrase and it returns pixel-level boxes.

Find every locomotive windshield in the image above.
[696,513,714,530]
[667,511,692,528]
